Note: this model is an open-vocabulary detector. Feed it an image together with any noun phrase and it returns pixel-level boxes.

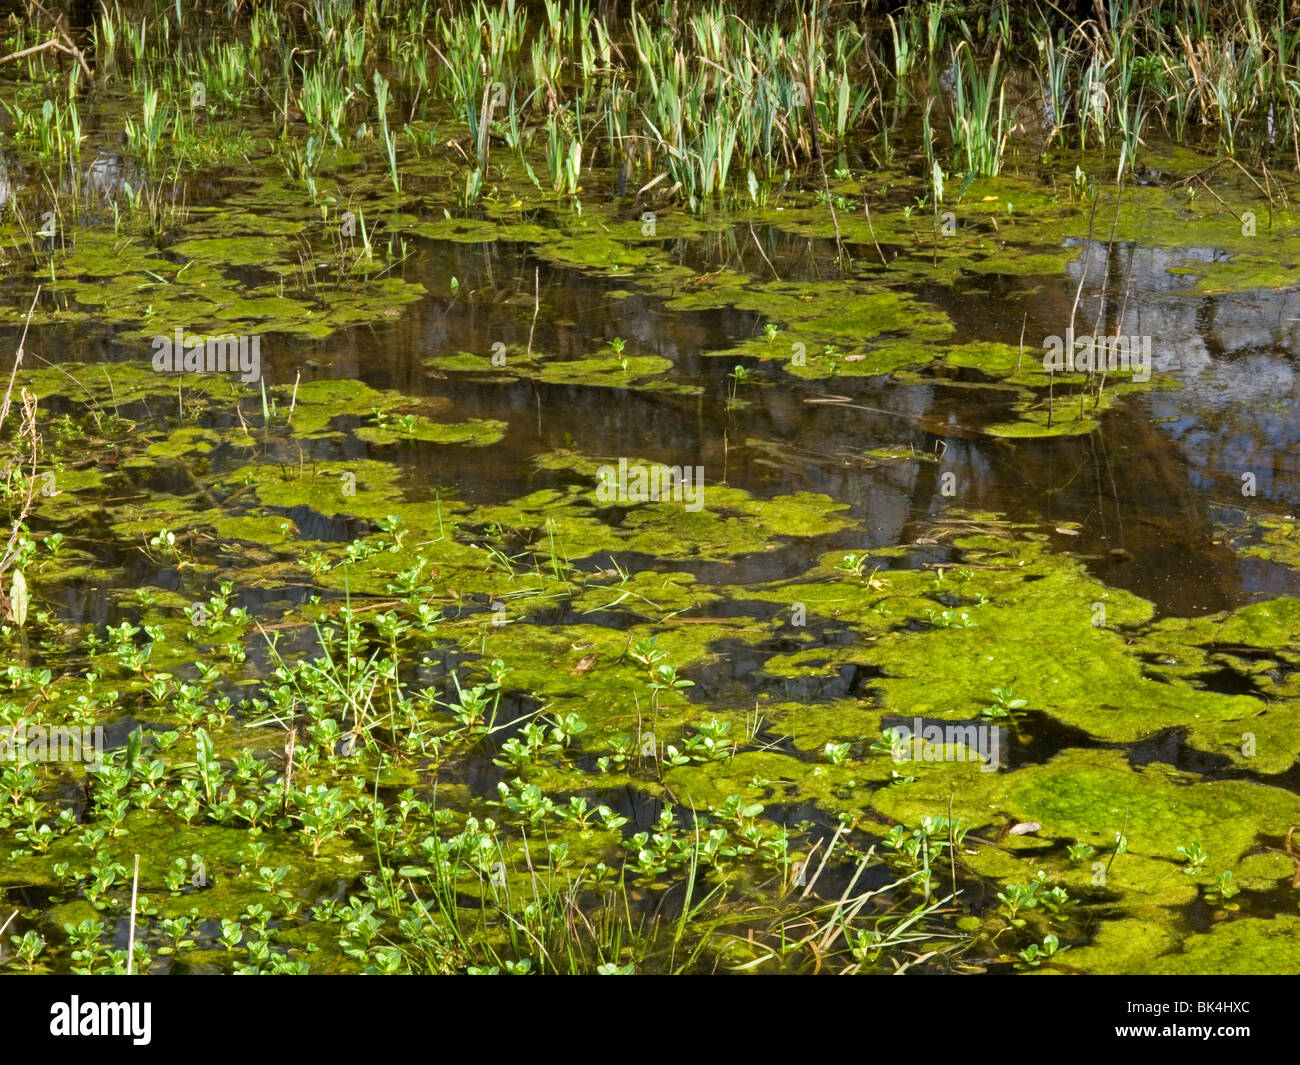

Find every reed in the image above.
[373,71,401,195]
[123,85,173,168]
[544,107,581,198]
[298,61,348,148]
[949,40,1008,177]
[7,0,1300,222]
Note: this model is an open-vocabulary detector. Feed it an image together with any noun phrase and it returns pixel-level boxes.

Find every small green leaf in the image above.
[9,570,28,628]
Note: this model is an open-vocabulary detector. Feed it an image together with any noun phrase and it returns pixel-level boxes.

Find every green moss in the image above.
[1001,749,1300,863]
[280,378,436,437]
[1062,918,1183,975]
[355,415,507,447]
[1236,514,1300,570]
[1145,915,1300,975]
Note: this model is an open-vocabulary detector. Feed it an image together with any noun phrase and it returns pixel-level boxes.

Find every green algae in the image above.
[1234,514,1300,572]
[143,426,226,458]
[9,369,1300,980]
[1151,596,1300,650]
[1001,749,1299,863]
[21,360,208,405]
[171,235,307,267]
[425,349,693,394]
[1060,909,1300,975]
[1145,915,1300,975]
[1058,918,1183,975]
[354,416,507,447]
[410,218,550,244]
[535,354,676,387]
[288,379,416,433]
[217,458,414,516]
[469,454,853,564]
[3,188,425,343]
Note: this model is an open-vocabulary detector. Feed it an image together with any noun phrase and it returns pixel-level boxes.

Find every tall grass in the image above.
[950,41,1009,177]
[6,0,1300,222]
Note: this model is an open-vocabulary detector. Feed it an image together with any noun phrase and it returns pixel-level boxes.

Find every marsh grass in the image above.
[217,580,972,973]
[3,0,1297,224]
[122,166,187,247]
[950,40,1009,177]
[395,823,966,974]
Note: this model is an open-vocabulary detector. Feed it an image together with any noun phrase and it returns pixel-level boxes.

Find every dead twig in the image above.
[26,1,93,81]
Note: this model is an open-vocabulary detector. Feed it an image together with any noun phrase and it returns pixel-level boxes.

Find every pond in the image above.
[1,0,1299,976]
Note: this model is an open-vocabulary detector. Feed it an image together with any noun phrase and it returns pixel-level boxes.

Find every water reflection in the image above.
[7,217,1300,626]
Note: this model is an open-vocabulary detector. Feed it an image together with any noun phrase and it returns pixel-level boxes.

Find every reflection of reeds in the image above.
[123,166,187,248]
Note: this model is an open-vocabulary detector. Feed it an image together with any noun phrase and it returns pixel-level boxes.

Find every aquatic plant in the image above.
[949,40,1009,177]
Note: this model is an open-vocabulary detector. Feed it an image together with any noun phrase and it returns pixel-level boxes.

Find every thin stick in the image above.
[28,1,92,80]
[525,267,540,358]
[102,366,119,418]
[1106,807,1128,874]
[281,724,296,815]
[0,287,40,436]
[0,291,43,585]
[948,792,958,901]
[802,818,848,898]
[862,195,888,267]
[1223,156,1274,208]
[815,142,844,270]
[747,223,780,280]
[287,369,301,427]
[126,853,140,974]
[0,38,64,66]
[1194,174,1251,229]
[1056,189,1100,428]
